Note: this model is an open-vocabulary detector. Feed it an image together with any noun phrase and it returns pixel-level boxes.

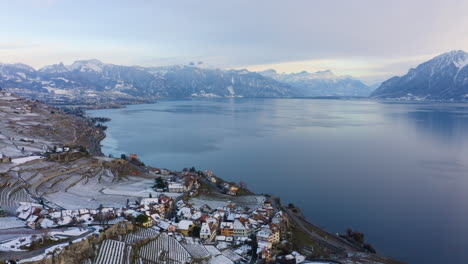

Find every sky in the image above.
[0,0,467,84]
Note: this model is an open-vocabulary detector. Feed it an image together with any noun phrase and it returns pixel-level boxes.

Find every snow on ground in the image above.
[16,228,96,263]
[44,175,183,209]
[49,227,88,237]
[189,194,265,211]
[16,241,67,263]
[11,156,43,164]
[0,235,31,252]
[101,187,181,199]
[0,217,26,230]
[43,87,71,95]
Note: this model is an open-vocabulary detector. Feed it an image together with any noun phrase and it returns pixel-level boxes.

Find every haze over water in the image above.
[89,98,468,264]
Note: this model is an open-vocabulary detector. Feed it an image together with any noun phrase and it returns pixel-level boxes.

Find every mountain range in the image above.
[0,60,294,105]
[259,69,373,97]
[2,50,466,105]
[0,60,372,105]
[371,50,468,100]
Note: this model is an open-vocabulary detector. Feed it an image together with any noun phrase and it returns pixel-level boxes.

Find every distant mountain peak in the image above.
[0,63,35,72]
[70,59,105,73]
[371,50,468,100]
[39,62,69,73]
[258,69,372,97]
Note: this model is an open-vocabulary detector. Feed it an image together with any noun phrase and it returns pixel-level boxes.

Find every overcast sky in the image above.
[1,0,467,83]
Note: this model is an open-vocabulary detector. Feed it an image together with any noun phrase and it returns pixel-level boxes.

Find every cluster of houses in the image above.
[14,194,176,230]
[164,199,289,262]
[9,166,307,263]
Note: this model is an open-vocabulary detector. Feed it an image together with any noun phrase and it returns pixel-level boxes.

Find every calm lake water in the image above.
[89,98,468,264]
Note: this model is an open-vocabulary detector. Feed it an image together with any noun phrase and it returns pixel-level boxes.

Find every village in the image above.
[2,155,304,264]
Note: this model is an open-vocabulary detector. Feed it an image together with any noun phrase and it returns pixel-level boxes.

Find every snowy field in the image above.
[0,217,26,230]
[44,176,182,210]
[11,156,43,164]
[189,194,265,211]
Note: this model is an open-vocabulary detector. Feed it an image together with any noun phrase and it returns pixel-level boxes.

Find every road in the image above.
[0,227,96,262]
[199,177,225,193]
[281,206,362,254]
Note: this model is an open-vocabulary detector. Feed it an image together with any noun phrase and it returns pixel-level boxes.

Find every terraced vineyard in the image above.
[95,239,132,264]
[137,233,191,264]
[0,176,33,214]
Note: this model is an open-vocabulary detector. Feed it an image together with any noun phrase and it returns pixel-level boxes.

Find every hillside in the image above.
[371,50,468,100]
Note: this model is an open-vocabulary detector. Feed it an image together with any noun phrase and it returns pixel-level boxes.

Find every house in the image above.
[1,154,11,164]
[140,198,159,206]
[159,195,173,208]
[16,203,42,221]
[220,222,234,237]
[233,218,251,238]
[177,207,192,219]
[176,220,194,236]
[210,177,217,184]
[259,247,272,263]
[128,153,138,160]
[204,170,213,177]
[156,220,176,232]
[200,222,217,242]
[227,186,239,196]
[200,204,213,214]
[151,168,162,174]
[272,211,289,239]
[168,182,185,193]
[141,218,154,227]
[257,227,280,245]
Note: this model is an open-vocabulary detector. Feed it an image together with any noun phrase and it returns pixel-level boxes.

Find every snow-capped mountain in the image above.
[0,60,295,105]
[371,50,468,100]
[147,65,294,98]
[260,69,373,97]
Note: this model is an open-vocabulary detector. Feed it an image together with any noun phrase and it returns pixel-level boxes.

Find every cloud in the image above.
[0,0,467,82]
[0,42,39,50]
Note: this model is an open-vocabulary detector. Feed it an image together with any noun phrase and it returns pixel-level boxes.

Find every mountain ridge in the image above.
[259,69,374,97]
[371,50,468,100]
[0,60,296,105]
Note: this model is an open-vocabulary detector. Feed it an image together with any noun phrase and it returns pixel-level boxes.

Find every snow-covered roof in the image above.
[209,255,234,264]
[157,220,171,230]
[220,222,233,229]
[233,219,248,230]
[177,220,194,230]
[140,198,159,205]
[257,228,273,239]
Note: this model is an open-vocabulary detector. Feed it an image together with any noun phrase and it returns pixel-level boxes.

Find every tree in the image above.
[363,243,377,253]
[153,177,167,190]
[137,214,149,223]
[190,225,201,237]
[239,181,248,189]
[149,193,152,198]
[352,232,365,244]
[95,211,113,226]
[121,154,127,160]
[287,203,295,209]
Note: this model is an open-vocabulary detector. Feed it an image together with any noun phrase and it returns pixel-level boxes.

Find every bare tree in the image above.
[239,181,248,189]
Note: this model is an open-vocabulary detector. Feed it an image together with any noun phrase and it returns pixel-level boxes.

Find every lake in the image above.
[88,98,468,264]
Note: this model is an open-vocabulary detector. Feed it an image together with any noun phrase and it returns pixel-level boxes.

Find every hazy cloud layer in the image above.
[0,0,467,82]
